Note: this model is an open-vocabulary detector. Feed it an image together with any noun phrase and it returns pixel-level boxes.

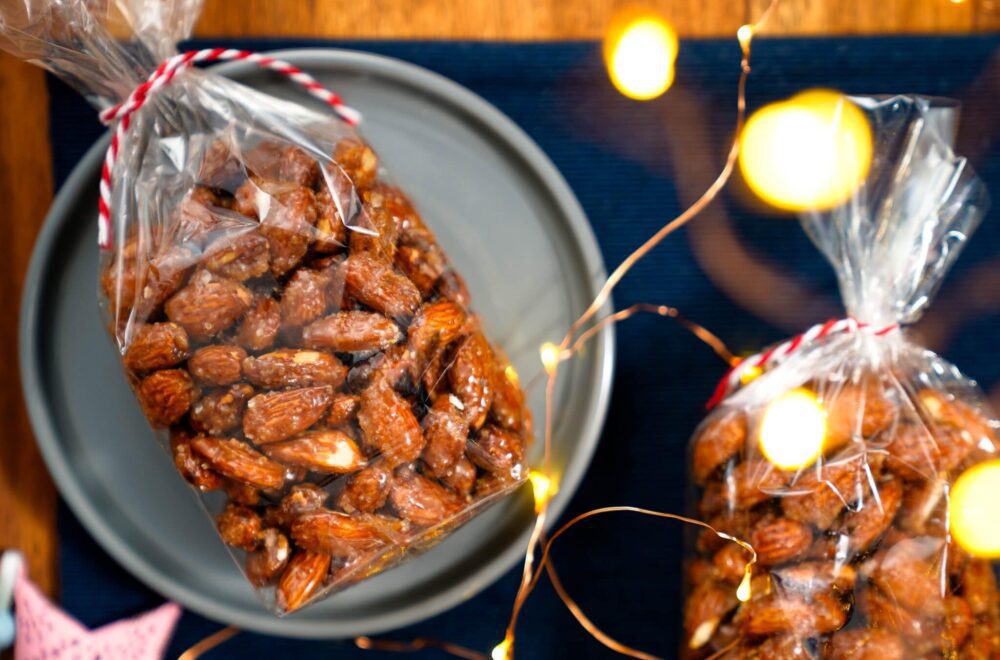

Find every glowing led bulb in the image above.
[528,470,557,513]
[740,365,763,385]
[736,566,753,602]
[737,24,753,50]
[759,388,826,470]
[738,89,873,212]
[950,459,1000,558]
[503,364,520,387]
[491,637,512,660]
[604,11,678,101]
[539,342,560,375]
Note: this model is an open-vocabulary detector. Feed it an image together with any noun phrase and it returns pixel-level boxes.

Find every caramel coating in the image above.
[106,137,533,614]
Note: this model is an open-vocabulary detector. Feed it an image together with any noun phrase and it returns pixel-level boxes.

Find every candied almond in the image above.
[188,344,246,386]
[358,382,425,465]
[124,323,189,372]
[138,369,197,427]
[263,429,365,474]
[243,386,333,445]
[448,333,495,430]
[388,467,464,526]
[190,436,285,490]
[217,503,262,551]
[302,311,401,353]
[246,528,291,587]
[276,550,330,613]
[164,270,252,341]
[692,411,746,483]
[242,349,347,389]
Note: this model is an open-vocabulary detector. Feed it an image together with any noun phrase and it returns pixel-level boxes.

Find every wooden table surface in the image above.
[1,0,998,599]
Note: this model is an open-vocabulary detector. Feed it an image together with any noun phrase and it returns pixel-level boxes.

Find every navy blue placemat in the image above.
[47,36,1000,658]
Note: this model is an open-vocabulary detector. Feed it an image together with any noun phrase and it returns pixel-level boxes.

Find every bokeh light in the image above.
[738,89,873,212]
[503,364,520,388]
[736,24,753,50]
[604,11,678,101]
[539,341,560,375]
[491,637,512,660]
[528,470,557,513]
[950,459,1000,558]
[736,566,753,602]
[740,364,763,385]
[759,388,827,470]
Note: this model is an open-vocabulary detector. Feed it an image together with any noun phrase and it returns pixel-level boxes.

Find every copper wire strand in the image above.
[526,507,757,660]
[705,637,741,660]
[544,562,660,660]
[515,304,737,603]
[355,635,488,660]
[500,3,778,652]
[512,302,743,641]
[177,625,240,659]
[564,303,739,367]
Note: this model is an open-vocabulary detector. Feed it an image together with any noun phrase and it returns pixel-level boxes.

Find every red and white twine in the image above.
[706,316,900,409]
[96,48,362,249]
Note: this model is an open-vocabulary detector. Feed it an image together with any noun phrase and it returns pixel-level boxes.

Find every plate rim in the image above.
[19,47,615,638]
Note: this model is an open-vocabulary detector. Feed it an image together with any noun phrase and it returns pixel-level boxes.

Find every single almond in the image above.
[345,253,421,319]
[190,383,254,436]
[217,503,263,551]
[337,460,393,514]
[246,528,291,587]
[137,368,197,427]
[291,509,403,558]
[280,267,331,329]
[302,311,402,353]
[190,436,285,490]
[741,591,846,636]
[276,550,330,613]
[164,270,252,341]
[203,229,270,281]
[684,580,737,650]
[358,381,425,465]
[188,344,246,386]
[243,386,333,445]
[407,300,466,360]
[243,349,347,389]
[448,332,494,430]
[692,411,747,483]
[263,430,365,474]
[421,396,469,477]
[388,467,464,526]
[235,296,282,351]
[124,322,189,372]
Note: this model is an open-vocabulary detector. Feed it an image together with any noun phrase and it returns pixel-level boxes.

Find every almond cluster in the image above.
[685,379,1000,658]
[102,136,532,612]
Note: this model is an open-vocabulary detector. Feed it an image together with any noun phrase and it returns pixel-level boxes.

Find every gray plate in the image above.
[19,49,613,638]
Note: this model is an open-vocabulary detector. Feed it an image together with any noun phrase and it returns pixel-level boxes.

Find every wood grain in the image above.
[196,0,1000,39]
[0,54,56,596]
[0,0,998,601]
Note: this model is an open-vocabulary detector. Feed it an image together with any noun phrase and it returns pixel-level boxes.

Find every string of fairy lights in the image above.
[489,4,780,657]
[182,1,1000,656]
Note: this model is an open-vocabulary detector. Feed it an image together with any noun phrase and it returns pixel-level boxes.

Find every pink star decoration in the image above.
[13,568,181,660]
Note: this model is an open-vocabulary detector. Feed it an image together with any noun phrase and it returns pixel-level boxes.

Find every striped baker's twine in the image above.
[706,316,900,409]
[96,48,362,250]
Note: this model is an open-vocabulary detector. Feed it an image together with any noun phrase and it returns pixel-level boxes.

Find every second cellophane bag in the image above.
[684,96,1000,657]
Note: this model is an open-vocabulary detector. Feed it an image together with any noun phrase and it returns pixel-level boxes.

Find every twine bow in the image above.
[95,48,361,250]
[706,316,901,409]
